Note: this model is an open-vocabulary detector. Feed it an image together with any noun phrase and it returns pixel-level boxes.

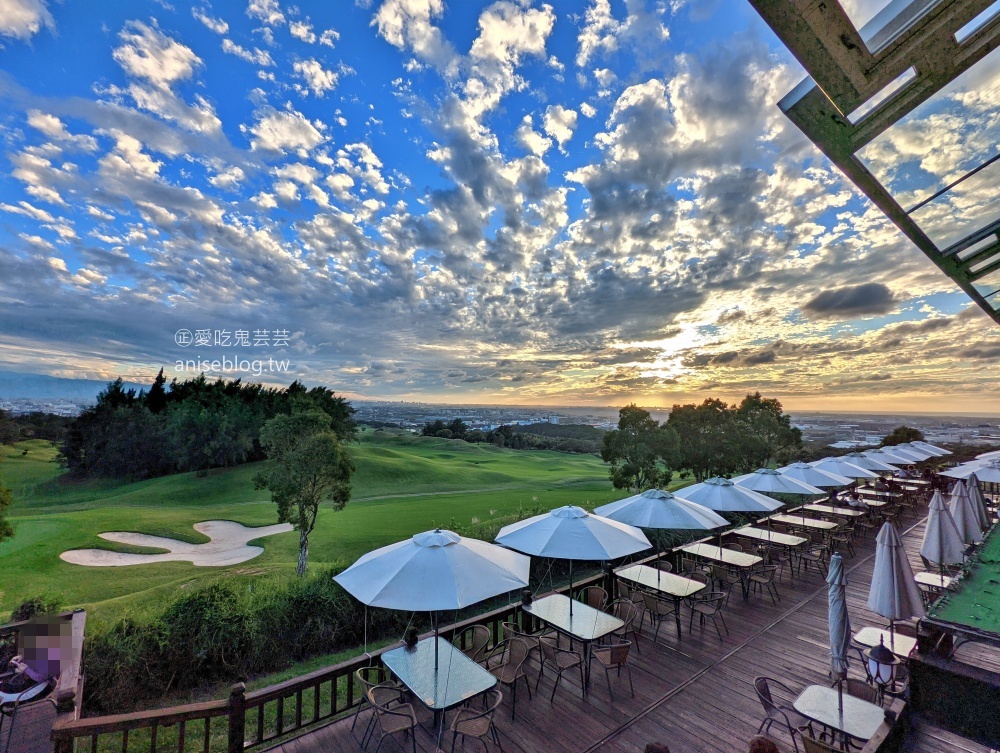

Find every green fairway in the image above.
[0,429,633,624]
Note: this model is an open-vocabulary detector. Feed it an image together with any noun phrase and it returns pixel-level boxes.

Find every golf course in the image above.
[0,428,632,626]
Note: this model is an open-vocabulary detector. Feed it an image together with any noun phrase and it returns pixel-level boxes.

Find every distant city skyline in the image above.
[0,1,998,413]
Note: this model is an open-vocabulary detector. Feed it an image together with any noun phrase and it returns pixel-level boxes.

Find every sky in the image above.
[0,0,998,413]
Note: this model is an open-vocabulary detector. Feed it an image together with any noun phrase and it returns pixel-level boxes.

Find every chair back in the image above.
[453,689,503,737]
[697,592,725,614]
[454,624,491,661]
[356,666,387,694]
[610,598,637,627]
[844,678,879,705]
[654,560,673,573]
[801,732,840,752]
[680,556,700,572]
[369,683,403,710]
[501,621,521,641]
[580,586,608,610]
[685,570,709,586]
[604,640,630,667]
[506,636,530,669]
[722,543,743,552]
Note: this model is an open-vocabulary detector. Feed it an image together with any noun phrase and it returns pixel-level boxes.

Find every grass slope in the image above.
[0,429,626,624]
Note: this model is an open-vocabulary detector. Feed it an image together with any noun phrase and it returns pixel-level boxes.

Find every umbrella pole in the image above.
[434,611,439,670]
[569,560,574,617]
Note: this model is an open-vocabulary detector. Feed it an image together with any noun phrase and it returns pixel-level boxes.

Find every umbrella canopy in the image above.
[811,458,879,480]
[674,477,784,512]
[921,491,966,568]
[941,460,1000,483]
[844,452,900,473]
[594,489,727,531]
[495,505,650,561]
[778,462,852,489]
[827,553,851,681]
[948,481,983,546]
[863,448,914,466]
[967,473,992,531]
[868,522,924,623]
[732,468,826,496]
[976,449,1000,461]
[879,445,930,462]
[911,441,949,456]
[334,529,530,612]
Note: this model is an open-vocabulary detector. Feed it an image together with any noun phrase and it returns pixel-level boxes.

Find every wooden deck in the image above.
[265,506,992,753]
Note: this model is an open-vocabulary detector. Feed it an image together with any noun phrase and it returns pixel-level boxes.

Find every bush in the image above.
[11,595,62,621]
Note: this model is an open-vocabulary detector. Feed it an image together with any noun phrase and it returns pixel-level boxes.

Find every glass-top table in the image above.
[770,514,838,532]
[680,543,763,599]
[615,564,706,638]
[794,684,884,748]
[856,488,902,499]
[914,571,954,589]
[803,504,866,519]
[382,636,497,741]
[852,626,917,658]
[522,593,623,689]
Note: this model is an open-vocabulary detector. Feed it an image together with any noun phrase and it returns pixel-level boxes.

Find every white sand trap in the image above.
[60,520,294,567]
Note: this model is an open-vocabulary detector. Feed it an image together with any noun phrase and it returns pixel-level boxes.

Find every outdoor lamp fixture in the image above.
[866,637,900,698]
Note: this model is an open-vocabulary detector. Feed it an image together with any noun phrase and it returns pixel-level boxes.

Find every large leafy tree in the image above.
[601,404,679,490]
[254,411,355,576]
[731,393,802,473]
[882,425,924,446]
[667,398,736,481]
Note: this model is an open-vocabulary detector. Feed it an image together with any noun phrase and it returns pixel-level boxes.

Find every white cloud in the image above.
[543,105,578,150]
[99,131,163,181]
[293,58,338,96]
[580,102,597,118]
[289,19,315,43]
[192,7,228,34]
[576,0,620,68]
[319,28,339,47]
[247,0,285,26]
[275,162,319,184]
[247,108,326,154]
[222,38,275,66]
[373,0,457,74]
[26,110,98,151]
[0,200,55,223]
[209,165,245,189]
[0,0,53,40]
[515,115,551,156]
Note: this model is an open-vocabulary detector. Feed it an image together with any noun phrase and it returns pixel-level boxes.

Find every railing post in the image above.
[227,682,247,753]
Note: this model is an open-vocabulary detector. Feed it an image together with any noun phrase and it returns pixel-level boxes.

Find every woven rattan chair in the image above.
[591,640,634,700]
[653,560,673,573]
[485,637,533,720]
[799,731,839,753]
[799,538,829,576]
[829,522,856,557]
[689,591,729,639]
[579,585,608,611]
[754,677,812,753]
[454,624,492,665]
[449,689,503,752]
[842,677,880,705]
[641,591,678,643]
[351,667,402,744]
[536,634,583,701]
[722,543,744,552]
[367,684,418,753]
[609,597,642,653]
[749,565,781,604]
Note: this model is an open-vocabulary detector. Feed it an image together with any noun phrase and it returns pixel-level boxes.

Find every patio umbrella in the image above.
[967,473,992,531]
[731,468,825,496]
[334,529,530,666]
[674,477,784,512]
[811,458,878,481]
[920,491,966,571]
[778,462,852,489]
[913,441,949,456]
[948,481,983,545]
[843,452,900,474]
[942,459,1000,483]
[495,505,650,615]
[863,448,914,466]
[975,449,1000,461]
[595,489,727,583]
[878,445,930,462]
[827,552,851,713]
[868,521,924,647]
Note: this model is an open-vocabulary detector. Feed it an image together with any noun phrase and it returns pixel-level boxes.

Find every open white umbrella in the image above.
[863,448,914,466]
[921,491,966,570]
[879,445,930,462]
[897,443,938,460]
[674,477,784,512]
[732,468,825,496]
[594,489,728,530]
[967,473,992,531]
[913,441,949,456]
[843,452,900,473]
[811,458,878,480]
[975,449,1000,461]
[942,460,1000,483]
[868,521,924,643]
[495,505,650,614]
[334,529,530,666]
[828,552,851,713]
[778,462,852,489]
[948,481,983,546]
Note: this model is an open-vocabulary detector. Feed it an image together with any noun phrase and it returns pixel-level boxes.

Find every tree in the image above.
[882,425,924,446]
[0,409,20,445]
[731,393,802,472]
[146,369,168,414]
[254,411,355,576]
[667,398,736,481]
[447,418,468,439]
[601,405,679,490]
[0,461,13,543]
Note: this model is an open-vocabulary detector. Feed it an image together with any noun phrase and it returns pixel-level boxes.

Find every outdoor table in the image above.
[803,504,866,519]
[734,526,808,548]
[382,637,497,746]
[770,514,838,533]
[856,488,902,500]
[615,564,705,638]
[914,571,953,590]
[522,593,623,690]
[680,542,763,600]
[852,626,917,658]
[793,684,884,749]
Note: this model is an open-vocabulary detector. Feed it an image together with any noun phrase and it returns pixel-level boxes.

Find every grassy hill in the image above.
[0,428,632,625]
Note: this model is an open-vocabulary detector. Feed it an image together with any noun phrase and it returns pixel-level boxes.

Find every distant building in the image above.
[548,416,559,424]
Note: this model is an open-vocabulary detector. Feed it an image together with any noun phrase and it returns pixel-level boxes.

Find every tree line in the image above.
[59,371,356,481]
[420,419,603,454]
[601,393,803,490]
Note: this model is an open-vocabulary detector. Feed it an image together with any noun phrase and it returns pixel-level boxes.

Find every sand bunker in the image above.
[60,520,294,567]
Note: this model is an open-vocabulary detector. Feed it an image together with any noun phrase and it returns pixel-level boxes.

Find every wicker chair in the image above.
[579,585,608,611]
[485,637,533,720]
[799,731,839,753]
[709,564,738,606]
[748,565,781,605]
[366,684,419,753]
[842,677,880,705]
[653,560,673,573]
[453,624,492,664]
[722,543,744,552]
[829,522,856,558]
[754,677,812,753]
[799,537,829,576]
[609,597,642,653]
[689,591,729,639]
[642,591,678,643]
[351,667,402,744]
[591,640,634,700]
[448,689,503,753]
[535,634,583,701]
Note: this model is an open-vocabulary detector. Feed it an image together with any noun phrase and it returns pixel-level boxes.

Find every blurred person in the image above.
[747,737,781,753]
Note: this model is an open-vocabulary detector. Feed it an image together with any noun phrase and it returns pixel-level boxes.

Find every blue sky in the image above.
[0,0,998,412]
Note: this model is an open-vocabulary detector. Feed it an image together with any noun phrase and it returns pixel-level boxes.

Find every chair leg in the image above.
[511,680,517,721]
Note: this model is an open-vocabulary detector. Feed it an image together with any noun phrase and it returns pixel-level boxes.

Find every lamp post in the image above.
[865,636,900,703]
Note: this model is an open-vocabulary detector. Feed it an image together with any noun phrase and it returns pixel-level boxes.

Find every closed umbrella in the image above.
[674,477,784,512]
[843,452,900,473]
[495,505,650,615]
[778,462,852,489]
[967,473,992,531]
[921,491,966,571]
[732,468,825,496]
[827,552,851,713]
[948,481,983,545]
[811,458,878,481]
[334,529,530,666]
[868,521,924,647]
